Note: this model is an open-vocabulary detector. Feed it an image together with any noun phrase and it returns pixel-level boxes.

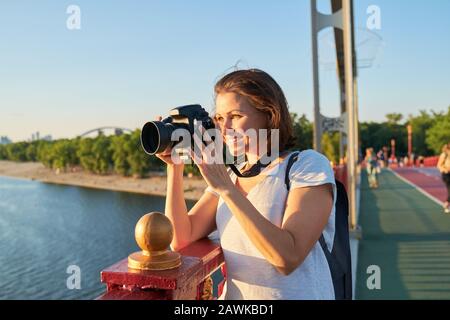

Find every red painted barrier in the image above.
[97,239,225,300]
[411,156,439,167]
[423,156,439,167]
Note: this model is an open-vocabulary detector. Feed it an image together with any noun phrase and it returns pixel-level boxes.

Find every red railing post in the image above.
[97,238,225,300]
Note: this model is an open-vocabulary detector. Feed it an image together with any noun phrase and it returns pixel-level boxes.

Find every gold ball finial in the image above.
[135,212,173,253]
[128,212,181,271]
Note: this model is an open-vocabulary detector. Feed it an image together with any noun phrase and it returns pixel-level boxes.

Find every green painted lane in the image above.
[356,169,450,300]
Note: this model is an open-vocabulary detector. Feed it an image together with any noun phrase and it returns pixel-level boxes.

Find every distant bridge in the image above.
[77,126,134,138]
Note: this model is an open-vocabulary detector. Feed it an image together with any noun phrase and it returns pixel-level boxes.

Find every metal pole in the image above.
[351,0,360,168]
[339,88,345,163]
[354,79,360,165]
[343,0,357,230]
[391,139,396,161]
[407,125,412,157]
[311,0,322,152]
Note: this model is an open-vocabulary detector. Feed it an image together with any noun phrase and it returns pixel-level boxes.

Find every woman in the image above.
[156,69,336,299]
[437,143,450,213]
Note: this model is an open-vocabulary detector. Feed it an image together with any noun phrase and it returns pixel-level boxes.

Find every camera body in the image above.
[141,104,215,155]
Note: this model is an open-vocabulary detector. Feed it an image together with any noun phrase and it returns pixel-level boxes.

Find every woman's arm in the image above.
[165,165,190,250]
[166,165,219,251]
[220,184,333,276]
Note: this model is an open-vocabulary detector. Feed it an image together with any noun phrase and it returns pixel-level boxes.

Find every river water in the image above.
[0,176,210,299]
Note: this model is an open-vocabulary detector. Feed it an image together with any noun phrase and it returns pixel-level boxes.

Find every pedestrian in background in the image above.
[437,143,450,213]
[365,148,379,189]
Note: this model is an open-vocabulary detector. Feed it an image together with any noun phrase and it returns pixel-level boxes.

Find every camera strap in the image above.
[228,151,289,178]
[227,150,291,178]
[228,161,271,178]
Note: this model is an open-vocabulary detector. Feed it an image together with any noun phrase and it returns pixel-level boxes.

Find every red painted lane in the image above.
[392,167,447,204]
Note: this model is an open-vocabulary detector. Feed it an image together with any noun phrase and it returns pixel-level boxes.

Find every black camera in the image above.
[141,104,215,155]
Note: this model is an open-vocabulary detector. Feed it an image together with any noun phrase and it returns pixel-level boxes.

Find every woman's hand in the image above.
[189,128,235,195]
[153,116,183,167]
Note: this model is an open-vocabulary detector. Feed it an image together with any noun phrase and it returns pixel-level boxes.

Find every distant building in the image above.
[31,131,40,141]
[41,135,52,141]
[0,136,12,144]
[30,132,52,142]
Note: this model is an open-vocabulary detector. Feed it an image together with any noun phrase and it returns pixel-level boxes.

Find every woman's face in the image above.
[214,92,268,157]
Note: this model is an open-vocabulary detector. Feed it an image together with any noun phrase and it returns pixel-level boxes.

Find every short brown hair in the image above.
[214,69,296,152]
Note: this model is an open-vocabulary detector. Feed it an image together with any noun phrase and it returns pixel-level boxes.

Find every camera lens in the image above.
[141,121,175,155]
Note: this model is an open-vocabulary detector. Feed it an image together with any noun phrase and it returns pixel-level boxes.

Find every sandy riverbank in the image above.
[0,161,207,201]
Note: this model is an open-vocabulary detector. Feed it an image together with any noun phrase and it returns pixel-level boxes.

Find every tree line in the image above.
[0,130,163,177]
[359,107,450,160]
[1,107,449,177]
[290,107,450,165]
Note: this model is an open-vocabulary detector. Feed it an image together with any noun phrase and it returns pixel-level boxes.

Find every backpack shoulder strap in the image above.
[285,151,300,191]
[284,151,329,253]
[319,235,331,255]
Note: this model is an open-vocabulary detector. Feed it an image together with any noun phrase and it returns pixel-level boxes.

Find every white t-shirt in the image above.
[206,149,337,300]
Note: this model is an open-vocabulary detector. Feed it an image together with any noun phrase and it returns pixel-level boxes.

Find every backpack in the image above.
[284,151,352,300]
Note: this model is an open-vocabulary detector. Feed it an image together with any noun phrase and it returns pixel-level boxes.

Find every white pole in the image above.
[354,79,360,166]
[343,0,357,230]
[311,0,322,152]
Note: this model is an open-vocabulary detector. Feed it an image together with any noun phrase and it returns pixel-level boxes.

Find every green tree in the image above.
[36,141,55,168]
[77,138,96,172]
[110,134,131,176]
[125,130,151,178]
[51,139,79,170]
[25,142,38,161]
[407,110,435,156]
[321,132,340,164]
[290,113,313,151]
[360,120,408,158]
[360,122,383,154]
[92,135,112,174]
[0,145,7,160]
[6,142,28,161]
[426,107,450,154]
[386,113,404,125]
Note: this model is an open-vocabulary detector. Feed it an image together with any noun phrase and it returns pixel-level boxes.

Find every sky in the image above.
[1,0,449,142]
